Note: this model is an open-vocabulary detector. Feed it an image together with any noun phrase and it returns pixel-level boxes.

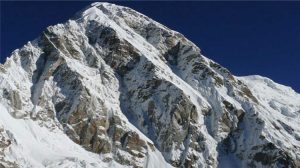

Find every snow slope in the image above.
[0,102,171,167]
[0,103,112,168]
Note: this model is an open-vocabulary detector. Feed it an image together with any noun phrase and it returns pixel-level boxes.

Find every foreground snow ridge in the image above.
[1,2,299,168]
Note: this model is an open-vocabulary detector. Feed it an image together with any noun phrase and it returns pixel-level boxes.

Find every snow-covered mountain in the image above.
[1,2,299,168]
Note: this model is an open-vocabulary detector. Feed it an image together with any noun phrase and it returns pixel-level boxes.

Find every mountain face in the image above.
[0,2,300,168]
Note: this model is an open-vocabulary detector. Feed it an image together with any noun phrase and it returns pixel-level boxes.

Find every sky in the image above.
[1,1,299,92]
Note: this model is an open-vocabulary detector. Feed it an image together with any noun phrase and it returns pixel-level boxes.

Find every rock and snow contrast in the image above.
[0,2,299,168]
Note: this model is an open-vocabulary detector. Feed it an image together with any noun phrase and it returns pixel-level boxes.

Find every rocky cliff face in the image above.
[0,2,299,168]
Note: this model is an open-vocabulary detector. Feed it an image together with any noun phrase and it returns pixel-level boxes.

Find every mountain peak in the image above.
[1,2,299,168]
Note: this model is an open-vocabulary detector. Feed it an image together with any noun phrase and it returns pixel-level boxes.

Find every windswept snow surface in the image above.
[239,75,300,118]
